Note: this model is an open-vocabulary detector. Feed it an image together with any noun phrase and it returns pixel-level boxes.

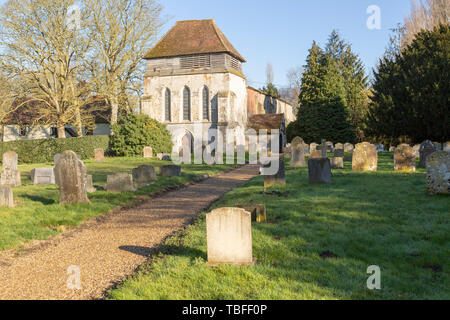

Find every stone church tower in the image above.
[141,19,248,150]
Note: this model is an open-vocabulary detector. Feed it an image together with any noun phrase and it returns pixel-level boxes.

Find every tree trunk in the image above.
[75,107,83,137]
[57,125,66,138]
[110,97,119,126]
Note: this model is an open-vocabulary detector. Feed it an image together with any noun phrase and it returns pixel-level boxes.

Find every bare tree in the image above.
[0,0,92,138]
[83,0,163,125]
[401,0,449,48]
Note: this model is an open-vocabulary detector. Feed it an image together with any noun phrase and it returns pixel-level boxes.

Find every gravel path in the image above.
[0,165,259,300]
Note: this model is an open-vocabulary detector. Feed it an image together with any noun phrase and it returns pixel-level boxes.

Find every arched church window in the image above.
[183,86,191,121]
[203,86,209,120]
[165,89,171,122]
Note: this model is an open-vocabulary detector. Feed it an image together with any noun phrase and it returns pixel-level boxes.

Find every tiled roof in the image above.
[248,114,285,130]
[143,19,246,62]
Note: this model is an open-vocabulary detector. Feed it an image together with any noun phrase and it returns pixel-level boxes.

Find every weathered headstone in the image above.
[309,150,322,159]
[54,151,89,204]
[413,144,421,159]
[308,158,332,184]
[54,153,81,164]
[335,143,344,150]
[263,158,286,187]
[31,167,56,185]
[106,173,136,192]
[419,140,437,168]
[394,144,416,172]
[160,165,181,177]
[143,146,153,158]
[310,143,318,154]
[426,151,449,195]
[0,185,14,207]
[157,153,171,161]
[443,142,450,153]
[326,141,334,153]
[86,175,96,193]
[290,144,306,168]
[206,207,253,266]
[330,157,344,169]
[235,204,266,223]
[344,143,354,153]
[0,151,21,187]
[352,142,378,172]
[132,165,157,186]
[334,149,344,157]
[94,148,105,162]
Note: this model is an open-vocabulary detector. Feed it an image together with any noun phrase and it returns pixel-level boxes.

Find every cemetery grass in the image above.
[0,157,233,251]
[107,153,449,300]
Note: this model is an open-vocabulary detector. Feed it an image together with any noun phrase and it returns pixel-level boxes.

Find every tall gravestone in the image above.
[54,151,89,204]
[290,137,306,168]
[394,144,416,172]
[0,185,14,207]
[206,207,253,266]
[310,143,318,154]
[0,151,21,187]
[426,151,450,195]
[143,146,153,158]
[419,140,437,168]
[352,142,378,172]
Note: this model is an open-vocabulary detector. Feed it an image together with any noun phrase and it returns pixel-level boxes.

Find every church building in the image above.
[141,19,295,151]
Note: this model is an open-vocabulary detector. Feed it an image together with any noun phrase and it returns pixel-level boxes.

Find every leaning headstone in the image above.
[443,142,450,153]
[86,175,96,193]
[54,150,89,204]
[132,165,157,186]
[0,151,21,187]
[263,158,286,187]
[157,153,171,161]
[330,157,344,169]
[419,140,437,168]
[426,151,450,195]
[94,148,105,163]
[235,204,266,223]
[352,142,378,172]
[31,167,55,185]
[344,143,354,153]
[308,158,332,184]
[143,146,153,158]
[160,165,181,177]
[334,149,344,157]
[106,173,136,192]
[206,207,253,266]
[394,144,416,172]
[290,144,306,168]
[0,185,14,207]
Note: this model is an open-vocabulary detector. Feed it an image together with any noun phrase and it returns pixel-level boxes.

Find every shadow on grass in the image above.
[21,194,56,205]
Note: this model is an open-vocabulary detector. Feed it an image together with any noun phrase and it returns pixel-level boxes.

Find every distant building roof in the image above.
[143,19,246,62]
[248,114,285,131]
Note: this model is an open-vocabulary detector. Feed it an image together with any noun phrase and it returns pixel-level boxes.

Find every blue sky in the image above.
[159,0,412,87]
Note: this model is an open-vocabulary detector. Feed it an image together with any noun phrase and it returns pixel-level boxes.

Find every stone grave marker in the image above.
[0,151,21,187]
[235,204,266,223]
[308,158,332,184]
[106,173,136,192]
[394,144,416,172]
[443,142,450,153]
[31,167,55,185]
[132,165,157,186]
[426,151,450,195]
[206,207,253,266]
[263,158,286,187]
[334,149,344,157]
[143,146,153,158]
[0,185,14,207]
[86,175,96,193]
[290,144,306,168]
[54,150,89,204]
[419,140,437,168]
[352,142,378,172]
[344,143,354,153]
[94,148,105,162]
[160,165,181,177]
[330,157,344,169]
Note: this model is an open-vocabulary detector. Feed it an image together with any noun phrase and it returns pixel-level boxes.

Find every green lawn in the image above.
[107,153,449,300]
[0,157,233,251]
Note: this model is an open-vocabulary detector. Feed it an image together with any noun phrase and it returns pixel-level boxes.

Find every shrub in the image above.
[109,114,173,157]
[0,135,110,164]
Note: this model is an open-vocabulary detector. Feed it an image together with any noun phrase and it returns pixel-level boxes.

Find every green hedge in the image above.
[0,135,110,164]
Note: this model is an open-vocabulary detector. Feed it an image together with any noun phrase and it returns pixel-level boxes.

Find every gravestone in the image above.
[326,141,334,153]
[310,150,322,159]
[443,142,450,153]
[344,143,354,153]
[54,153,81,164]
[335,143,344,150]
[419,140,437,168]
[413,144,421,158]
[308,158,332,184]
[86,175,96,193]
[157,153,171,161]
[31,167,55,185]
[0,151,21,187]
[334,149,344,157]
[290,144,306,168]
[106,173,136,192]
[54,150,89,204]
[352,142,378,172]
[291,137,305,149]
[330,157,344,169]
[206,207,253,266]
[235,204,266,223]
[263,158,286,187]
[160,165,181,177]
[94,148,105,162]
[143,146,153,158]
[310,143,318,154]
[394,144,416,172]
[426,151,450,195]
[0,185,14,207]
[132,165,157,186]
[321,139,327,158]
